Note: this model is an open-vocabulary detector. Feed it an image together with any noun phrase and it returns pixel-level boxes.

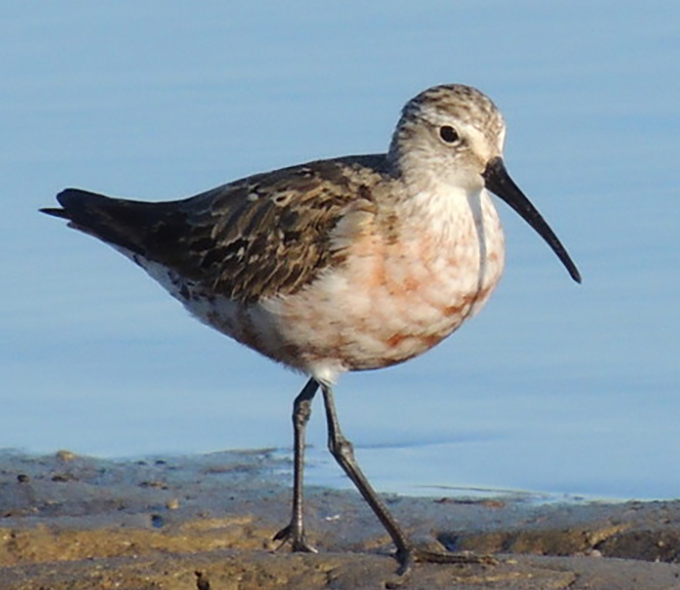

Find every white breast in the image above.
[264,186,506,381]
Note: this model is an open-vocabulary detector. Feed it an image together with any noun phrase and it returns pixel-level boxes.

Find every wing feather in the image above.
[52,155,387,304]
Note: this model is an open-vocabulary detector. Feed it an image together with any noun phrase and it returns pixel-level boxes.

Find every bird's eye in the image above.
[439,125,460,144]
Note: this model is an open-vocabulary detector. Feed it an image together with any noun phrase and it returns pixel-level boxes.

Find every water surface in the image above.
[2,2,679,500]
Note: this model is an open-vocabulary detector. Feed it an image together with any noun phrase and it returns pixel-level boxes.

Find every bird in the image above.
[41,83,581,573]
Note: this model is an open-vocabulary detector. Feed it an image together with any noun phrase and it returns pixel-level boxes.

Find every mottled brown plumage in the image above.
[50,155,391,304]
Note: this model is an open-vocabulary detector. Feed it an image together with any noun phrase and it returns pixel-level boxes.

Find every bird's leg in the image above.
[274,377,319,553]
[320,382,413,572]
[320,383,496,574]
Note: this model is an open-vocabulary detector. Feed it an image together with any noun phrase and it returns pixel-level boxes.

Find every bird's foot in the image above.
[273,523,318,553]
[395,546,497,575]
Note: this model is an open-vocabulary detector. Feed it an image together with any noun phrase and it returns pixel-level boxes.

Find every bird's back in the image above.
[44,154,389,305]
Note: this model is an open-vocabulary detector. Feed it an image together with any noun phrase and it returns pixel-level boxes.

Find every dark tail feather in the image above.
[40,189,120,223]
[41,189,114,221]
[53,188,122,219]
[39,207,69,219]
[40,188,168,255]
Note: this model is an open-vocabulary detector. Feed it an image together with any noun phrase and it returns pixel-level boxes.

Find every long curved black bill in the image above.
[483,157,581,283]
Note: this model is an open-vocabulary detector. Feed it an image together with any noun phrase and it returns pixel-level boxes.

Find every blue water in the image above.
[2,2,679,501]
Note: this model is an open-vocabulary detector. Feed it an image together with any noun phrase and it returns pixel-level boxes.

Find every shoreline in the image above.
[1,449,679,589]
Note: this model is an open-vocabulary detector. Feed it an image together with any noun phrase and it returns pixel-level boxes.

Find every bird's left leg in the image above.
[319,382,414,571]
[320,382,497,574]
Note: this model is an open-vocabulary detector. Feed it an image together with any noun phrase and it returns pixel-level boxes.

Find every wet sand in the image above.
[1,449,679,589]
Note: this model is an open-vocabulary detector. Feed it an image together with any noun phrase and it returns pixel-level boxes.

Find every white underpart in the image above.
[266,183,505,383]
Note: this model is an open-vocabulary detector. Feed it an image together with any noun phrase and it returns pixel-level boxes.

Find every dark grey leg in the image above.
[274,377,319,552]
[319,382,413,572]
[319,382,496,574]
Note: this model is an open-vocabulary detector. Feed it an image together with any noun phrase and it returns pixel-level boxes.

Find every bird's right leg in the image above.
[273,377,319,552]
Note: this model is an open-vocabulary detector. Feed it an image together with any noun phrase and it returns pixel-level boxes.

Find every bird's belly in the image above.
[264,208,506,378]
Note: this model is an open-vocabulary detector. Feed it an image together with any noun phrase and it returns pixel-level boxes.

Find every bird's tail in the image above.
[40,189,167,255]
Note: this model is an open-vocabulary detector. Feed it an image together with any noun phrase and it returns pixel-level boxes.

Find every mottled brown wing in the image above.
[168,156,387,302]
[49,155,386,304]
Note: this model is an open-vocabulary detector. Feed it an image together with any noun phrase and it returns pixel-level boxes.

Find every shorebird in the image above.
[42,83,581,572]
